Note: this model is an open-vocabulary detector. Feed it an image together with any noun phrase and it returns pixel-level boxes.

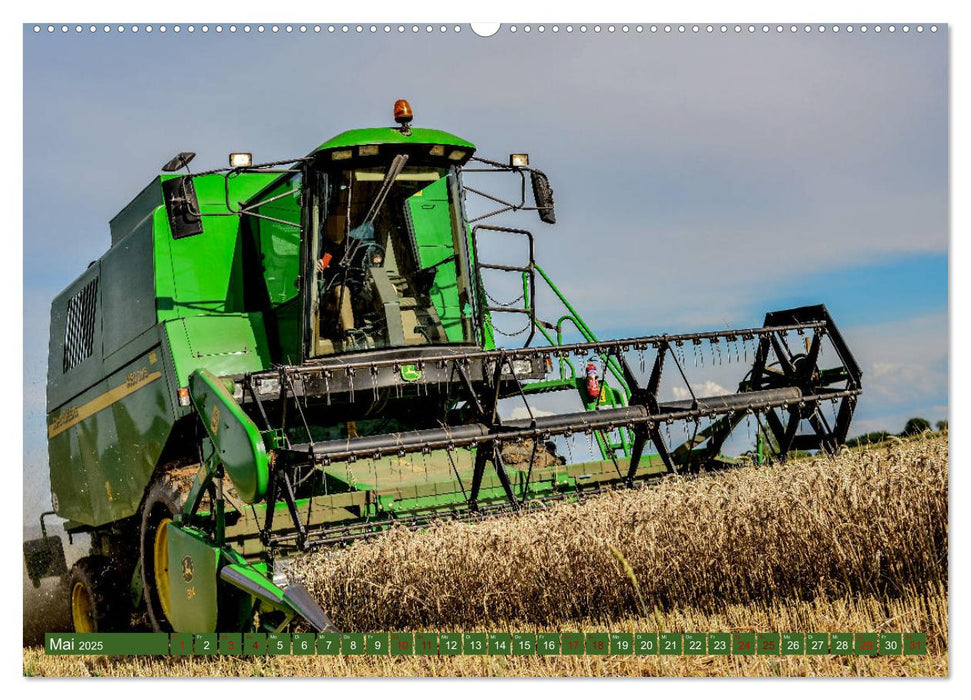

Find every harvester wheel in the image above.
[68,556,130,632]
[139,477,182,632]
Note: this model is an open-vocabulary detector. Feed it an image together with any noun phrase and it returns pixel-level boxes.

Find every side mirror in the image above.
[23,535,67,588]
[162,175,204,239]
[530,170,556,224]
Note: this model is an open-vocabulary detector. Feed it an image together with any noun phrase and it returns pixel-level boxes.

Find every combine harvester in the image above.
[25,101,862,634]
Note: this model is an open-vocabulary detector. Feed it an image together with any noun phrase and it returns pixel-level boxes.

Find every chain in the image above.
[484,287,526,308]
[492,320,532,337]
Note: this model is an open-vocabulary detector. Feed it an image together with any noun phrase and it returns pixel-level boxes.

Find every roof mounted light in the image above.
[394,99,414,135]
[229,152,253,168]
[394,99,414,126]
[510,153,529,168]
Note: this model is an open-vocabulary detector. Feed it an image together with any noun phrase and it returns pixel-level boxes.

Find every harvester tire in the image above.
[139,477,183,632]
[68,555,131,632]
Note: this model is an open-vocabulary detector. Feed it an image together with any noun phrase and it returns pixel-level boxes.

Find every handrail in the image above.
[527,265,632,401]
[523,265,635,460]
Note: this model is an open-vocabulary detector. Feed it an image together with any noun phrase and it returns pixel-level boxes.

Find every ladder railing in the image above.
[470,225,632,460]
[470,224,538,347]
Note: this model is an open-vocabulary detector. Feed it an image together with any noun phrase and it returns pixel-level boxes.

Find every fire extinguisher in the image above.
[585,361,600,401]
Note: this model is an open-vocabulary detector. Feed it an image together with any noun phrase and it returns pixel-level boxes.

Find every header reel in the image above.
[183,303,862,555]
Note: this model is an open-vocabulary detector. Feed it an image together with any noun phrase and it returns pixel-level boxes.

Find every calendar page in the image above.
[19,4,949,682]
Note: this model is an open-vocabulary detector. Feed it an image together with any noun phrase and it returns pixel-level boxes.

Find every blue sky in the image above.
[22,25,948,519]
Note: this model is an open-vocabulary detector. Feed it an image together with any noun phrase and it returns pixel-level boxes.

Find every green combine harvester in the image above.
[25,101,862,634]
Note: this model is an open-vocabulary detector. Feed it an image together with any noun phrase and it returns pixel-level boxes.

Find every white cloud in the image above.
[507,406,556,422]
[672,380,730,401]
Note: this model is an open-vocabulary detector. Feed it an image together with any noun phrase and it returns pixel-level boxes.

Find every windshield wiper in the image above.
[363,153,409,224]
[338,153,410,268]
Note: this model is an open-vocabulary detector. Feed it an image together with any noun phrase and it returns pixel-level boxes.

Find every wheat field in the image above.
[23,436,948,677]
[289,436,947,630]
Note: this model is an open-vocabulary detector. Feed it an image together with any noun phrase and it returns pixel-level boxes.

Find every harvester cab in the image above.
[29,101,862,635]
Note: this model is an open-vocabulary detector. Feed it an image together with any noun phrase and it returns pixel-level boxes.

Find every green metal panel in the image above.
[248,173,302,304]
[189,368,269,504]
[48,347,174,526]
[314,127,475,154]
[109,177,163,247]
[166,524,220,633]
[407,177,464,342]
[245,172,304,363]
[154,172,278,320]
[101,220,156,358]
[163,314,271,388]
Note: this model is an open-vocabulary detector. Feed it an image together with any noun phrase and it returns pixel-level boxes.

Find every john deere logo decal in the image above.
[181,555,194,583]
[400,364,423,382]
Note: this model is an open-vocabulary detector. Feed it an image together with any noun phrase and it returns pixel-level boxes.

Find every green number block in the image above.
[585,633,609,655]
[781,633,804,656]
[439,633,462,656]
[758,633,780,655]
[464,633,487,655]
[904,633,927,656]
[292,633,316,655]
[855,633,879,656]
[366,633,388,656]
[880,633,902,656]
[659,632,681,655]
[415,633,438,656]
[244,633,267,655]
[513,633,536,655]
[537,633,560,656]
[317,633,340,655]
[194,633,217,655]
[634,633,658,655]
[684,633,706,656]
[733,633,755,656]
[391,633,414,656]
[831,633,853,655]
[806,633,829,655]
[170,633,193,656]
[488,633,511,655]
[609,633,633,655]
[708,633,731,656]
[267,633,290,655]
[342,633,365,656]
[219,633,242,656]
[561,633,585,655]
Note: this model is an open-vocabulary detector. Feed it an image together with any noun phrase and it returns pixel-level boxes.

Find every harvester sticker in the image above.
[210,405,220,435]
[47,367,162,439]
[400,364,423,382]
[181,555,194,583]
